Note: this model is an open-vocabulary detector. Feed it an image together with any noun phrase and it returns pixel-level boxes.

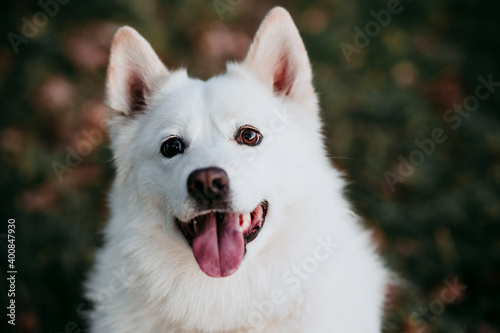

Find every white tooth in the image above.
[241,213,251,230]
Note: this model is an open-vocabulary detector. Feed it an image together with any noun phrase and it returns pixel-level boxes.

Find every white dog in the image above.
[86,7,389,332]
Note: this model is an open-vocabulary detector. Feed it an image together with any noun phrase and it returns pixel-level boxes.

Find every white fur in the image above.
[87,7,389,332]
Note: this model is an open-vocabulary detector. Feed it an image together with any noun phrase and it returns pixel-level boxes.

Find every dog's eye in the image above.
[237,126,263,146]
[161,137,185,158]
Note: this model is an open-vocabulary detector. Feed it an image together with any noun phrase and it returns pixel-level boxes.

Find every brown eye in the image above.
[237,127,262,146]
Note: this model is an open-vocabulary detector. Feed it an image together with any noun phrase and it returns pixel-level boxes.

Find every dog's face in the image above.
[106,8,322,277]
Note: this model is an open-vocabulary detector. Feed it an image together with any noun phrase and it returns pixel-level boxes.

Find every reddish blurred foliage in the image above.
[1,127,26,155]
[300,7,330,33]
[63,164,103,186]
[403,317,424,333]
[394,238,421,256]
[33,76,75,112]
[21,182,60,212]
[413,30,438,56]
[424,70,465,110]
[19,311,39,333]
[429,276,466,304]
[392,61,419,88]
[63,22,120,71]
[80,101,109,134]
[0,47,13,76]
[384,281,404,313]
[198,24,251,61]
[370,225,387,250]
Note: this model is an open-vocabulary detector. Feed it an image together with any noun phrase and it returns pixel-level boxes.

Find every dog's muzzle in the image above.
[175,167,268,278]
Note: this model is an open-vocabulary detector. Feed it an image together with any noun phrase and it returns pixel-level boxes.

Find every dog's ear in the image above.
[106,26,168,119]
[243,7,315,107]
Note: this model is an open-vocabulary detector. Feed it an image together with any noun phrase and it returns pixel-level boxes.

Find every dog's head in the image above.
[106,7,325,278]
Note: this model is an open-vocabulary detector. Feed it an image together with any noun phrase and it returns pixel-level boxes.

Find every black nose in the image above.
[187,167,229,206]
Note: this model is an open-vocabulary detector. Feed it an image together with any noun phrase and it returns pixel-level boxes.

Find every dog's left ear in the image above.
[243,7,316,109]
[106,26,169,119]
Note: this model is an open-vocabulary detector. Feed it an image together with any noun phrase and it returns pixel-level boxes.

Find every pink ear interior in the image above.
[273,54,294,96]
[128,73,149,115]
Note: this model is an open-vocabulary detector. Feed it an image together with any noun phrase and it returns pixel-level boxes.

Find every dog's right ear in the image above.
[106,27,168,120]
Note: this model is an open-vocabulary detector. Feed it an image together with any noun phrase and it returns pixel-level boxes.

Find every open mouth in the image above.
[175,201,268,277]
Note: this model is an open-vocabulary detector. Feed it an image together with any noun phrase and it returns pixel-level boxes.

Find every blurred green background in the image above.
[1,0,499,332]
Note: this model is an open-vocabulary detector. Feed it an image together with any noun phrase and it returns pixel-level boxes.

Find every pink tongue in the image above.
[192,212,244,277]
